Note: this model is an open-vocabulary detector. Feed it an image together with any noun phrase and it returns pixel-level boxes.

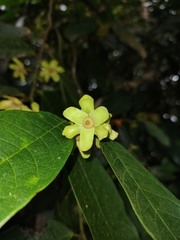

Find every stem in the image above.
[78,205,87,240]
[71,44,84,96]
[29,0,54,102]
[54,27,63,64]
[59,79,68,106]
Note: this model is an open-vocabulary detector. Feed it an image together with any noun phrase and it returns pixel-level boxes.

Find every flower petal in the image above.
[79,94,94,114]
[40,70,46,77]
[0,100,12,109]
[20,73,25,82]
[62,125,80,138]
[12,58,23,67]
[76,138,91,158]
[50,60,58,68]
[95,124,108,140]
[79,127,95,151]
[44,76,50,82]
[40,70,50,82]
[9,64,17,70]
[21,105,31,111]
[56,66,65,73]
[31,102,40,112]
[90,106,109,126]
[51,72,60,82]
[13,71,20,78]
[109,129,119,140]
[79,150,91,159]
[41,61,49,68]
[103,123,112,132]
[95,138,100,148]
[63,107,87,125]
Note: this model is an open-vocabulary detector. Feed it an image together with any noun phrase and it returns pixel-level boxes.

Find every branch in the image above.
[71,44,84,96]
[29,0,54,102]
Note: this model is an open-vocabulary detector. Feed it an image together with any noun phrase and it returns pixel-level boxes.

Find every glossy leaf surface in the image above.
[68,155,140,240]
[101,141,180,240]
[0,111,73,227]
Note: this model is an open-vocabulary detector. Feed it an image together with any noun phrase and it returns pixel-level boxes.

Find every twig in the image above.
[71,44,83,96]
[59,78,68,106]
[29,0,54,102]
[78,205,87,240]
[54,27,63,64]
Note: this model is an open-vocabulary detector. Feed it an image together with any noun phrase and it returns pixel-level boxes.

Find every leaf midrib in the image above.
[110,148,177,240]
[0,119,65,166]
[73,160,115,240]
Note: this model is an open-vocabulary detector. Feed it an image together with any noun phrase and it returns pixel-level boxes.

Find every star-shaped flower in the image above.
[9,58,27,82]
[62,94,118,158]
[40,60,65,82]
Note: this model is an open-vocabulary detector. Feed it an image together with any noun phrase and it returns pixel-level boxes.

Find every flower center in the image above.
[18,67,25,74]
[48,67,55,74]
[83,116,94,129]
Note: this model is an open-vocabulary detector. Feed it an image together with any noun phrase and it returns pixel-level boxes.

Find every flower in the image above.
[40,60,65,82]
[62,94,118,158]
[0,95,39,111]
[31,102,40,112]
[76,135,91,159]
[9,58,27,82]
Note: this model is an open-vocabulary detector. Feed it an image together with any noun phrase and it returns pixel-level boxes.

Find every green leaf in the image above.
[0,110,74,228]
[0,37,34,58]
[143,120,170,146]
[112,20,147,59]
[0,22,31,38]
[68,155,140,240]
[101,141,180,240]
[151,157,178,181]
[0,85,23,97]
[1,0,25,7]
[0,219,73,240]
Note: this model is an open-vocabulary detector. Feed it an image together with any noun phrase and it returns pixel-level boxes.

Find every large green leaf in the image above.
[101,141,180,240]
[0,110,74,228]
[0,219,73,240]
[68,155,140,240]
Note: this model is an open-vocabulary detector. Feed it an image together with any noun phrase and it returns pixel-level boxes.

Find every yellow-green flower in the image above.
[40,60,65,82]
[62,94,118,158]
[9,58,27,82]
[76,135,91,159]
[0,95,39,111]
[31,102,40,112]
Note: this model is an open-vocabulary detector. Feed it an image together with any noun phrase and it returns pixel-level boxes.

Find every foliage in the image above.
[0,0,180,239]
